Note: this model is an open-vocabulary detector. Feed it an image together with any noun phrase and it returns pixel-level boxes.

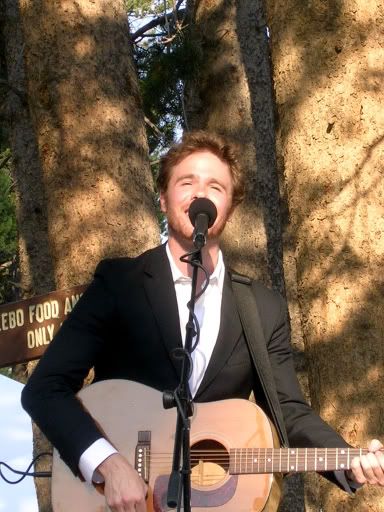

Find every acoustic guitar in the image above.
[52,380,363,511]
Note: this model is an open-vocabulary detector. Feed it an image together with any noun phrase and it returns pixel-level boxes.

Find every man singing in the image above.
[22,131,384,511]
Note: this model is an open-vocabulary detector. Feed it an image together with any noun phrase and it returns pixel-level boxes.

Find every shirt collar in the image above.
[165,242,224,285]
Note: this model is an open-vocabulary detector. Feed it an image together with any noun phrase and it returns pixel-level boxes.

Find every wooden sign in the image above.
[0,285,87,368]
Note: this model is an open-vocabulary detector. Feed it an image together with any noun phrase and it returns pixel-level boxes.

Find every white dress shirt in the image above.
[79,244,225,483]
[166,243,225,397]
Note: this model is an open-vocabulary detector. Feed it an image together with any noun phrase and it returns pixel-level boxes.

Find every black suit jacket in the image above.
[21,244,353,491]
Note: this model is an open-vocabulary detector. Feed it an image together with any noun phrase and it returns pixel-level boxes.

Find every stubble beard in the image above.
[166,214,227,253]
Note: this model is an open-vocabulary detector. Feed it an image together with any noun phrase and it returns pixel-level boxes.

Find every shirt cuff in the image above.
[79,438,118,484]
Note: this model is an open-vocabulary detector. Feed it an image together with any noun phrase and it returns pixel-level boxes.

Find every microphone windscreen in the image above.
[188,198,217,227]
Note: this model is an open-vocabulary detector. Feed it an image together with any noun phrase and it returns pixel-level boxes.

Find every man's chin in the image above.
[168,227,194,247]
[168,222,224,250]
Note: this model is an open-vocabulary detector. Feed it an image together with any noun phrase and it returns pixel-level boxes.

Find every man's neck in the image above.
[167,234,220,280]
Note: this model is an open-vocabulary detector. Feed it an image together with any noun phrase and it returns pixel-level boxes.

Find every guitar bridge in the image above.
[135,431,151,483]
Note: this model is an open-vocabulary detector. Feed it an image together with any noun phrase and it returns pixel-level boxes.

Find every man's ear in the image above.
[227,201,236,220]
[159,191,167,213]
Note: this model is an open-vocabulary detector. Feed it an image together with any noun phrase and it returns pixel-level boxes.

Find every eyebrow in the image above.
[175,174,226,186]
[175,173,195,182]
[209,178,225,187]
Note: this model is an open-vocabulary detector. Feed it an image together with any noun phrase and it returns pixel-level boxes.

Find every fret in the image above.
[288,449,296,471]
[287,448,290,473]
[317,448,325,471]
[305,447,307,472]
[325,447,328,471]
[279,448,282,473]
[338,448,347,470]
[296,449,298,472]
[283,447,288,472]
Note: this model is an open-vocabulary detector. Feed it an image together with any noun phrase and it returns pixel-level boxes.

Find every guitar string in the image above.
[141,448,364,473]
[145,448,365,457]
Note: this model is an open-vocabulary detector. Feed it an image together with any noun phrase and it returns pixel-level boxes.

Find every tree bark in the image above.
[185,1,306,510]
[4,1,159,510]
[265,0,384,510]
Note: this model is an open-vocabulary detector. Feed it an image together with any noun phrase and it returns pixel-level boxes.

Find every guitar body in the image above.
[52,380,282,511]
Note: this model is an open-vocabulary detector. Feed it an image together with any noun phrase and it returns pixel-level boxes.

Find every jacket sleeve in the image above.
[21,260,116,475]
[254,284,356,493]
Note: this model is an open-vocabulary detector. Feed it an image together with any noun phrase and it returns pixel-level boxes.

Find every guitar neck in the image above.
[229,447,366,474]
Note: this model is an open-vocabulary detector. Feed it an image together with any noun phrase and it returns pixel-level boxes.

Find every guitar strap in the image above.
[230,272,289,448]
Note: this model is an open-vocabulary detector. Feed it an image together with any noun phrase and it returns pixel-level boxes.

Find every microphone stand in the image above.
[163,247,203,512]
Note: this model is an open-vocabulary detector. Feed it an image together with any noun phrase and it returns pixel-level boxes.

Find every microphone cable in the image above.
[0,452,52,484]
[179,248,210,354]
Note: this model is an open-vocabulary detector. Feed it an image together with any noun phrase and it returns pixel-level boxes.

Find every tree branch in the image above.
[144,116,164,138]
[131,8,186,42]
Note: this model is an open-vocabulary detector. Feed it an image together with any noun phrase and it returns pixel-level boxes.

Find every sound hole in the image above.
[191,439,229,487]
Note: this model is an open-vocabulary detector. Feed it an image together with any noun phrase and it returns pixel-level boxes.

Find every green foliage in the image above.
[0,367,11,377]
[0,153,16,263]
[135,32,201,153]
[0,149,17,304]
[125,0,174,17]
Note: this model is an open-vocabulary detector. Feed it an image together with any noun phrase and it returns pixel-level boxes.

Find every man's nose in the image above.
[193,184,207,199]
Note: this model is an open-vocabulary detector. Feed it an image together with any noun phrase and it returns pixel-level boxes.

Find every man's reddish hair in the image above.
[157,131,245,207]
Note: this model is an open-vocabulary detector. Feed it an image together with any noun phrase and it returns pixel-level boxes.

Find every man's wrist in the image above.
[97,453,126,478]
[78,438,118,484]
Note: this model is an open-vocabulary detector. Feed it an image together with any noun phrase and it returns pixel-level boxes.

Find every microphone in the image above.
[188,198,217,249]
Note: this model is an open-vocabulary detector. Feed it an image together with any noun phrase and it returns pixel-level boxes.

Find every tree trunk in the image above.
[265,0,384,510]
[4,1,159,510]
[185,1,306,510]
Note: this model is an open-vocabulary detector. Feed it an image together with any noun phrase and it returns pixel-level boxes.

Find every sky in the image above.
[0,375,38,512]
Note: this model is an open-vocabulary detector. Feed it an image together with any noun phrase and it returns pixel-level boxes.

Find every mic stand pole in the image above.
[163,248,202,512]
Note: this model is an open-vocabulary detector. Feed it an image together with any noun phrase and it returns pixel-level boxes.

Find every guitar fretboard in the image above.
[229,447,365,474]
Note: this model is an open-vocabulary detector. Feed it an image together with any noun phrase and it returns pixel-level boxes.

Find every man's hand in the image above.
[348,439,384,486]
[97,453,147,511]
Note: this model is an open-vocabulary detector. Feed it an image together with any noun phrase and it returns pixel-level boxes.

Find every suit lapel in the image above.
[143,244,183,379]
[195,272,242,399]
